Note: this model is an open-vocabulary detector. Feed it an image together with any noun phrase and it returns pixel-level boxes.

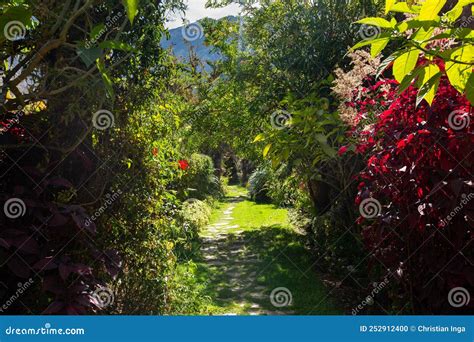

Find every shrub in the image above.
[248,167,273,203]
[177,154,223,200]
[181,199,212,239]
[355,77,473,313]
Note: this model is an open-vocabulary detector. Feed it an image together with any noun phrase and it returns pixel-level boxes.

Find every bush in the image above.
[180,199,212,239]
[177,154,223,200]
[355,77,473,313]
[248,167,272,203]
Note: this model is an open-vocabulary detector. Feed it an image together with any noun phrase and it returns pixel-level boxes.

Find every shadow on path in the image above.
[197,221,339,315]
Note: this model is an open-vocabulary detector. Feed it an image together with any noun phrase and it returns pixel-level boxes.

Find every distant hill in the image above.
[161,16,238,69]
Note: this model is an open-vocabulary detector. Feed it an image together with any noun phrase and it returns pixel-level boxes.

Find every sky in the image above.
[166,0,242,29]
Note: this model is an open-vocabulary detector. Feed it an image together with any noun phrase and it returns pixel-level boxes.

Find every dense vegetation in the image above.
[1,0,472,315]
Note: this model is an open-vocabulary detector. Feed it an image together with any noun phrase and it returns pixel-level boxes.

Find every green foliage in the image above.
[122,0,139,24]
[248,165,303,206]
[353,0,474,105]
[181,199,212,237]
[248,167,273,203]
[0,0,202,314]
[305,204,366,276]
[255,91,345,173]
[177,154,224,200]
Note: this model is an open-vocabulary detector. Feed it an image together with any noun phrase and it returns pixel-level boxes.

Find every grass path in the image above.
[194,186,340,315]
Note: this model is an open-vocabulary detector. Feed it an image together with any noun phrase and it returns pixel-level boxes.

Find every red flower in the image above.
[152,147,158,156]
[178,159,189,170]
[338,145,348,156]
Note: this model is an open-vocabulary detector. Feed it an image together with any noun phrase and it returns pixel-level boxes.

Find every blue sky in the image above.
[166,0,242,28]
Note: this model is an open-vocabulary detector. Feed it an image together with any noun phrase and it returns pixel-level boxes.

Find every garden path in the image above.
[197,186,340,315]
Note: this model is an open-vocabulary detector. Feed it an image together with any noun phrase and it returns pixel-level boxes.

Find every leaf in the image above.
[397,19,436,33]
[371,37,389,57]
[263,143,272,157]
[444,0,473,22]
[90,24,105,40]
[445,61,471,94]
[96,59,114,99]
[122,0,139,24]
[385,0,396,14]
[376,53,399,79]
[416,72,441,106]
[77,47,103,68]
[351,33,391,50]
[356,17,394,28]
[417,64,441,105]
[445,46,474,94]
[393,49,420,83]
[315,134,336,157]
[253,134,265,143]
[419,0,447,21]
[465,73,474,105]
[390,2,421,13]
[398,67,424,94]
[411,27,435,42]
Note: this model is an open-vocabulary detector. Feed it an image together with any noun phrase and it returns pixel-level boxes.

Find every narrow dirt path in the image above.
[197,186,340,315]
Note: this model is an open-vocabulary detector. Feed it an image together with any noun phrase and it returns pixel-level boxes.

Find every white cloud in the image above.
[166,0,242,29]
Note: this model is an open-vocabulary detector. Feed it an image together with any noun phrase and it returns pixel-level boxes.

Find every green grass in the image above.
[227,200,289,233]
[173,185,341,315]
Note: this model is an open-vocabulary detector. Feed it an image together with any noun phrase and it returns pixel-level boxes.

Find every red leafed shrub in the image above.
[356,77,473,313]
[0,122,120,314]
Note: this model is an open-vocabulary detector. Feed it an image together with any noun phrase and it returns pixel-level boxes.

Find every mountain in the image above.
[161,16,238,68]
